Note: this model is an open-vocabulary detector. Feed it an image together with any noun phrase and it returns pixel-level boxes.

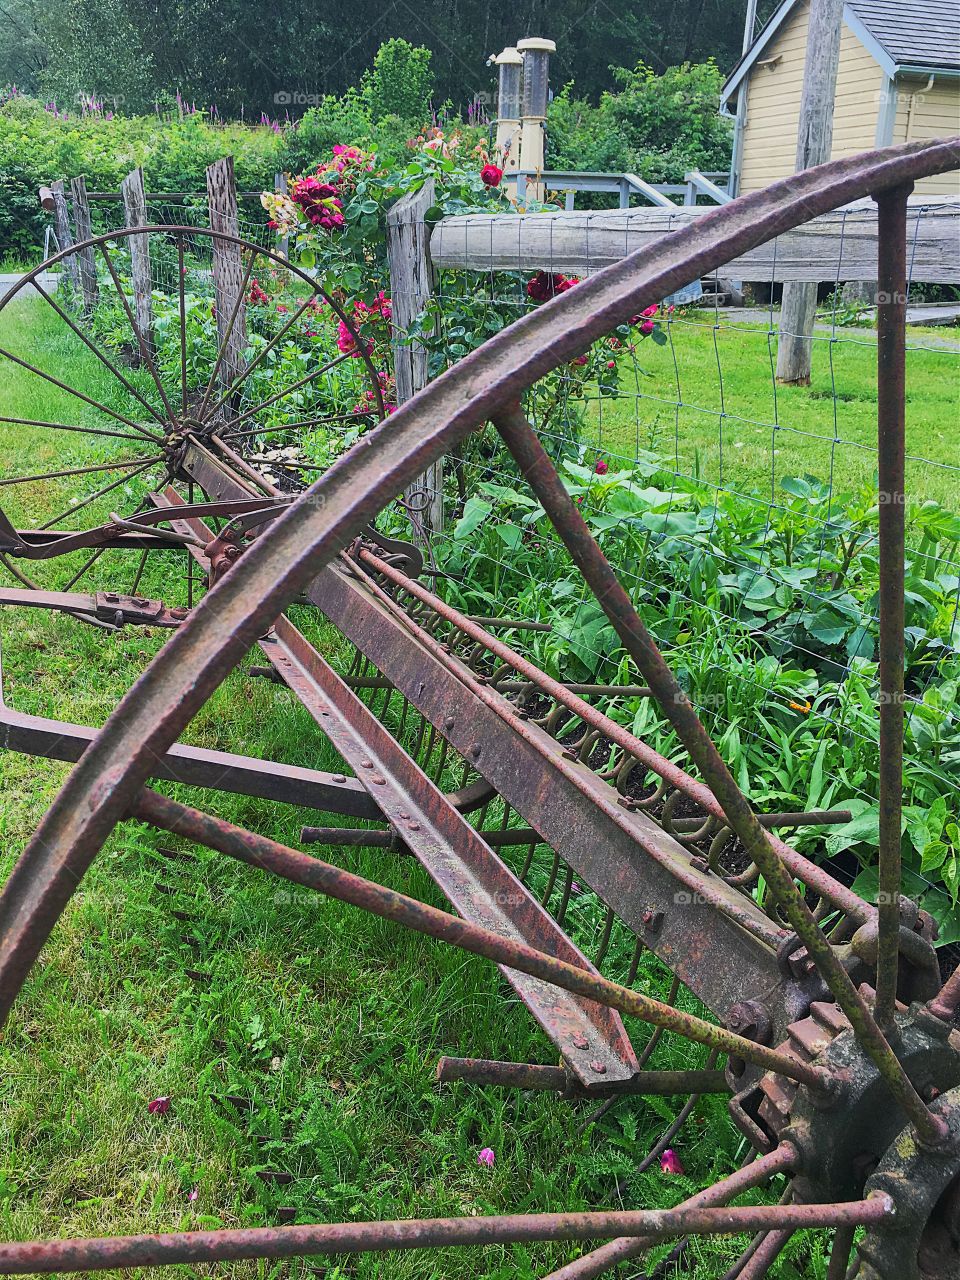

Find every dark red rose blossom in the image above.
[480,163,503,187]
[526,270,580,302]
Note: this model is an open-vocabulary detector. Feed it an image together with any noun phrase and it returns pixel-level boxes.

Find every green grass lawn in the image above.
[0,295,907,1280]
[583,313,960,513]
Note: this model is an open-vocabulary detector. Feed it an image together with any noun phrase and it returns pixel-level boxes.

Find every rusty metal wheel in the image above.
[0,138,958,1278]
[0,225,384,606]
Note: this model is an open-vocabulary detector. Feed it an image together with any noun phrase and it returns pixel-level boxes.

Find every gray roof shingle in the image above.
[846,0,960,70]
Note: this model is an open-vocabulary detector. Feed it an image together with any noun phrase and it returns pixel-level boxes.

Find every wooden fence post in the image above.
[206,156,247,392]
[69,176,99,310]
[120,167,153,360]
[50,180,79,291]
[275,172,289,260]
[775,0,844,384]
[386,178,442,539]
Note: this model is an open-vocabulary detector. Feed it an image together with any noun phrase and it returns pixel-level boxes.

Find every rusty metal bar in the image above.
[258,613,639,1087]
[0,1183,890,1272]
[677,810,852,831]
[435,1057,729,1095]
[0,694,381,819]
[358,548,869,922]
[132,787,834,1089]
[300,825,394,848]
[874,181,913,1033]
[928,964,960,1023]
[730,1227,793,1278]
[492,403,948,1148]
[301,824,545,850]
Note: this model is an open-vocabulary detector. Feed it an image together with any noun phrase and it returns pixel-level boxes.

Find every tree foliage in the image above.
[2,1,781,115]
[548,60,733,182]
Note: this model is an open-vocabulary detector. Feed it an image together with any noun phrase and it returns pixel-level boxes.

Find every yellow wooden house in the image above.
[721,0,960,197]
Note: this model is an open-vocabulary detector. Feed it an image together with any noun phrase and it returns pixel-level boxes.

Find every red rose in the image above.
[480,163,503,187]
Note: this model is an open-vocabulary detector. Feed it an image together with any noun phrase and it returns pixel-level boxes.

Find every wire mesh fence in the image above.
[383,194,960,941]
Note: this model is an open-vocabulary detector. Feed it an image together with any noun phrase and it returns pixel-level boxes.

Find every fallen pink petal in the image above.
[147,1096,171,1115]
[477,1147,495,1168]
[187,1187,198,1202]
[660,1148,684,1175]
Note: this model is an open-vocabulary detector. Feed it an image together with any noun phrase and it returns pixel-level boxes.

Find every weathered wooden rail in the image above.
[430,195,960,280]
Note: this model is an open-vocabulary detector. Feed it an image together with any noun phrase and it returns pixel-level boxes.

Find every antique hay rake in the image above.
[0,137,958,1278]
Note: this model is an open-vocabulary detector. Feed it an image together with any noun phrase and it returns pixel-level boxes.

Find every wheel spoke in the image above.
[0,1188,889,1274]
[38,459,161,530]
[97,242,178,425]
[201,289,319,421]
[825,1224,856,1280]
[928,962,960,1023]
[0,344,160,441]
[128,547,150,599]
[721,1224,793,1279]
[195,248,257,420]
[63,546,106,591]
[221,350,354,434]
[223,411,376,442]
[177,239,188,417]
[29,278,168,429]
[509,1146,798,1280]
[492,403,948,1147]
[0,416,163,445]
[0,454,162,490]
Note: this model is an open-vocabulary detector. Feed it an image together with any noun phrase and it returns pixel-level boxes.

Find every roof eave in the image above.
[893,63,960,78]
[718,0,960,108]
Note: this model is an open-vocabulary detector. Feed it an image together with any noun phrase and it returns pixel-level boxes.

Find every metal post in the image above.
[874,181,913,1032]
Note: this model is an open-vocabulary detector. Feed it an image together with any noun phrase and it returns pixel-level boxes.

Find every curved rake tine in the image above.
[176,239,188,417]
[0,1195,891,1274]
[131,788,833,1089]
[63,546,106,591]
[97,242,178,425]
[38,459,161,531]
[826,1224,856,1280]
[29,278,169,429]
[202,289,319,421]
[224,351,354,434]
[355,547,868,927]
[0,455,161,490]
[541,1146,796,1280]
[0,416,163,445]
[618,1052,719,1193]
[128,547,150,598]
[493,403,948,1148]
[195,248,257,421]
[0,551,42,591]
[580,976,682,1134]
[721,1226,793,1279]
[0,344,159,441]
[874,184,911,1032]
